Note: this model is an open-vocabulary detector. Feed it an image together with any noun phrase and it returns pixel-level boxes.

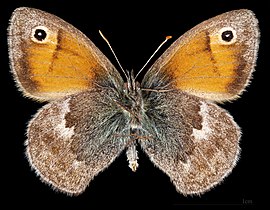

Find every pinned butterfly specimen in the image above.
[8,7,259,195]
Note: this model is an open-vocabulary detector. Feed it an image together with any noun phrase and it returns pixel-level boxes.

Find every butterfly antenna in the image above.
[99,30,128,80]
[135,35,172,79]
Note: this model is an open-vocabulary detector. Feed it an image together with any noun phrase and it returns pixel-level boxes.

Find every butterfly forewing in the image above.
[8,7,123,101]
[142,9,259,102]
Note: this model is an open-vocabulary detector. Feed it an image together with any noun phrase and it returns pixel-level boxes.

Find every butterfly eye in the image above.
[218,27,237,45]
[31,26,49,43]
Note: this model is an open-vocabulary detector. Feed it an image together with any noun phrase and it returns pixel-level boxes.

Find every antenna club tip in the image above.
[99,30,103,35]
[166,35,172,40]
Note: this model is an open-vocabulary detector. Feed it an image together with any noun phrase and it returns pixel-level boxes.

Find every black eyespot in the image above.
[34,29,47,41]
[221,30,234,42]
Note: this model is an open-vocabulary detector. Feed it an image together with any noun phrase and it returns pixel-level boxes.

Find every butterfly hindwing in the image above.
[140,90,241,194]
[26,88,129,194]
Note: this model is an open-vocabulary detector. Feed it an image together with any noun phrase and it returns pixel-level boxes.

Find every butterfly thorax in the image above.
[121,72,144,128]
[119,72,145,172]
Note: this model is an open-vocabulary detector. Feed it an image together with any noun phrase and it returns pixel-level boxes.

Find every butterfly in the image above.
[8,7,259,195]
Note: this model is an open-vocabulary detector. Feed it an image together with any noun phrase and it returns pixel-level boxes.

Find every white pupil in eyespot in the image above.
[221,30,234,42]
[34,29,47,41]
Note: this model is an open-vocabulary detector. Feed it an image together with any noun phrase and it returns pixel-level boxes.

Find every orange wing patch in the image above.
[24,29,100,100]
[164,31,242,100]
